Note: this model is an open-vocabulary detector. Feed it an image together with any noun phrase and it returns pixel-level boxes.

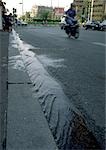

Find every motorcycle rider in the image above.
[65,3,76,26]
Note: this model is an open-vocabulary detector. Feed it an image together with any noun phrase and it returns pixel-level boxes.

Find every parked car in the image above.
[84,21,100,30]
[17,20,27,26]
[21,21,27,26]
[100,20,106,31]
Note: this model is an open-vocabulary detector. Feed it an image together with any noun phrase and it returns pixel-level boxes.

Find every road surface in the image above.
[15,26,105,149]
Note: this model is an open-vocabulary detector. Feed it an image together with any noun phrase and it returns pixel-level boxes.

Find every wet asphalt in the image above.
[16,25,105,147]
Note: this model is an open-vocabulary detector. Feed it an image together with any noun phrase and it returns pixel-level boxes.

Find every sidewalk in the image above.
[0,31,9,150]
[6,33,57,150]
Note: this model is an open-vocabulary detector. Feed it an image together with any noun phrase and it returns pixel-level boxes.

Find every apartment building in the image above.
[53,7,64,19]
[30,5,38,17]
[31,5,53,18]
[73,0,106,21]
[31,5,64,19]
[93,0,105,20]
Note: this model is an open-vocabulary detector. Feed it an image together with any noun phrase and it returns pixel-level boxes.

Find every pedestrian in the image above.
[8,13,13,32]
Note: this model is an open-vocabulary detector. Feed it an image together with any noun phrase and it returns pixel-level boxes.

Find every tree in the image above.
[25,12,31,21]
[81,0,91,22]
[83,0,91,18]
[25,12,30,19]
[20,15,25,21]
[39,10,50,20]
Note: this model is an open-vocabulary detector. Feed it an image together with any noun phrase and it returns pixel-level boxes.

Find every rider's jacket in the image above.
[65,9,76,18]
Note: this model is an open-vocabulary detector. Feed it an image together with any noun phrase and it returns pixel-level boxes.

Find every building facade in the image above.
[73,0,106,21]
[93,0,106,21]
[30,5,38,17]
[31,5,65,19]
[31,5,53,18]
[53,7,64,19]
[37,6,53,18]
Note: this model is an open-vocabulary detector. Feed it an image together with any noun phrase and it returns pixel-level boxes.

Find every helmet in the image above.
[70,3,75,8]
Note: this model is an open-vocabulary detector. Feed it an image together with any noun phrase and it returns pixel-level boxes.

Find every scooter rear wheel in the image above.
[75,28,79,39]
[68,33,71,38]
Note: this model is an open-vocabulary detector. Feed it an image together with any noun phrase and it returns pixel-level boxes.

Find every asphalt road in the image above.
[16,26,105,147]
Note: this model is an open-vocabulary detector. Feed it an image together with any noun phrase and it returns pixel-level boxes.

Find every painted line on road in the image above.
[92,42,106,47]
[47,31,60,35]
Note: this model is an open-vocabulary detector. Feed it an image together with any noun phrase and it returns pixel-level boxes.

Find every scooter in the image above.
[60,15,80,39]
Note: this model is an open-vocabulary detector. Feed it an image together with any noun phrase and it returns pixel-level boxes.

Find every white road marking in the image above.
[92,42,106,47]
[37,55,65,68]
[47,31,61,35]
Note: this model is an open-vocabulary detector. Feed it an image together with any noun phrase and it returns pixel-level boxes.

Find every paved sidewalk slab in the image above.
[0,31,9,150]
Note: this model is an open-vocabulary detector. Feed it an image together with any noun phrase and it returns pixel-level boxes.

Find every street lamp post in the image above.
[22,0,23,15]
[87,1,91,21]
[90,0,94,22]
[58,0,59,8]
[51,0,52,8]
[19,0,23,16]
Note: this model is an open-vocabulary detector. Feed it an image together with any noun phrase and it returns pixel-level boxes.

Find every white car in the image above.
[21,21,27,26]
[100,20,106,31]
[17,20,27,26]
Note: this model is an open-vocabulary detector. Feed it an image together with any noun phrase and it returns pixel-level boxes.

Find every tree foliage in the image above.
[25,12,31,19]
[81,0,91,21]
[38,10,52,20]
[20,15,25,21]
